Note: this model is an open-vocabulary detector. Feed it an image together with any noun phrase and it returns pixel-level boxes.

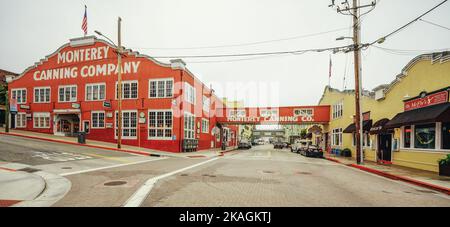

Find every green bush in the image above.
[341,148,352,157]
[438,154,450,166]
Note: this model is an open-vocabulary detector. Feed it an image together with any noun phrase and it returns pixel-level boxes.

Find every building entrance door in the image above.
[54,114,80,137]
[378,134,392,164]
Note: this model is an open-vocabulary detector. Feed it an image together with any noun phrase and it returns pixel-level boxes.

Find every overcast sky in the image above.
[1,0,449,107]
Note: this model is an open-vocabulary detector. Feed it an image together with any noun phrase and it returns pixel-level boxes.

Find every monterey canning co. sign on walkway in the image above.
[216,106,330,125]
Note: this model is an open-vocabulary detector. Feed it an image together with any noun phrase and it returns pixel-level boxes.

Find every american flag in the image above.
[81,5,87,36]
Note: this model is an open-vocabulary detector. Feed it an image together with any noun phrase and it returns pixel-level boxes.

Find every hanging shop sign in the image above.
[404,90,449,111]
[20,105,30,110]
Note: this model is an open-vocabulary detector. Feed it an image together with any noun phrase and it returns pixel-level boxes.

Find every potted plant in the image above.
[438,154,450,176]
[341,148,352,157]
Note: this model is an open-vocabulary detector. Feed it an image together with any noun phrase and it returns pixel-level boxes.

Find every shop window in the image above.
[86,83,106,101]
[184,83,196,104]
[184,112,195,139]
[116,81,138,99]
[91,112,105,128]
[34,87,50,103]
[414,123,436,149]
[148,110,172,139]
[115,110,137,139]
[202,118,209,133]
[403,126,412,148]
[33,112,50,128]
[11,89,27,104]
[149,79,173,98]
[332,128,342,146]
[16,113,27,128]
[442,122,450,150]
[58,85,77,102]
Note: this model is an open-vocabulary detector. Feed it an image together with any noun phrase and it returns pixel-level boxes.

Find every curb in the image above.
[0,131,164,158]
[325,157,450,195]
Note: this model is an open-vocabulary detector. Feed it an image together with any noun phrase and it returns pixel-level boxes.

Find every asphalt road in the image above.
[1,135,449,207]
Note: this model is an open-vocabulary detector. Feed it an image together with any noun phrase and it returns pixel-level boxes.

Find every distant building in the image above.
[0,69,18,126]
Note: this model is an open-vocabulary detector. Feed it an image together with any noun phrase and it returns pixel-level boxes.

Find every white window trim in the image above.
[85,83,106,101]
[294,108,314,117]
[58,85,77,103]
[33,86,51,103]
[11,88,27,104]
[91,111,106,129]
[149,78,174,99]
[148,109,173,140]
[15,112,27,128]
[33,112,50,128]
[201,118,209,133]
[202,95,210,113]
[184,112,195,139]
[184,82,196,104]
[115,80,139,100]
[412,122,438,151]
[114,110,138,139]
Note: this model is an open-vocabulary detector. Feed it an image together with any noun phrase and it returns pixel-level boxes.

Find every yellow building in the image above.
[319,51,450,173]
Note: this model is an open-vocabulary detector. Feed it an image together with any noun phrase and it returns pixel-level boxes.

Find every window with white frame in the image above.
[260,109,279,117]
[58,85,77,102]
[184,112,195,139]
[33,112,50,128]
[11,89,27,104]
[86,83,106,101]
[332,101,344,119]
[34,87,50,103]
[115,110,137,139]
[148,110,173,139]
[202,118,209,133]
[16,113,27,128]
[352,132,371,147]
[149,79,173,98]
[91,111,105,128]
[332,128,343,146]
[202,96,210,112]
[294,108,314,117]
[184,83,196,104]
[228,109,246,117]
[116,81,138,99]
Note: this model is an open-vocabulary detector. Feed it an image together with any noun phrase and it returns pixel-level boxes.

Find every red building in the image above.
[8,36,237,152]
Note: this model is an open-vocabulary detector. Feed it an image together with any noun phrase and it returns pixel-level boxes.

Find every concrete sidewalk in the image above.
[0,128,237,159]
[325,154,450,195]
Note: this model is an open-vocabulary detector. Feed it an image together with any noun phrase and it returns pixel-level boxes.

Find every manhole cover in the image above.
[262,170,274,174]
[61,167,72,169]
[296,171,312,175]
[104,181,127,186]
[18,167,41,173]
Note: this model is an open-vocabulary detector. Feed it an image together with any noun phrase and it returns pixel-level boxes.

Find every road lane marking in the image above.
[84,153,130,163]
[123,157,220,207]
[60,157,168,176]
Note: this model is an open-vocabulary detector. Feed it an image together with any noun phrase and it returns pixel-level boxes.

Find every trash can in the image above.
[77,132,86,144]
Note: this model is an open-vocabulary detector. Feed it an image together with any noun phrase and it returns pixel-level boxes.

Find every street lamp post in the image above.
[95,17,123,149]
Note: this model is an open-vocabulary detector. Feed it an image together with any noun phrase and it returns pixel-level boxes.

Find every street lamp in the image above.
[95,17,123,149]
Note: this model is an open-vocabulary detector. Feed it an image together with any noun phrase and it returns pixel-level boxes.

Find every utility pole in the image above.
[331,0,376,164]
[117,17,123,149]
[5,84,9,133]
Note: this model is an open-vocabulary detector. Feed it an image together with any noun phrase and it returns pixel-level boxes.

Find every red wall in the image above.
[9,37,237,153]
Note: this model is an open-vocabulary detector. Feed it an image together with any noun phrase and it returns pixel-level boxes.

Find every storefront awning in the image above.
[385,102,450,129]
[343,120,372,133]
[369,118,391,135]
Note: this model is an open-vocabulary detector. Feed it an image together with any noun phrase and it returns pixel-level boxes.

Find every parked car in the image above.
[273,142,285,149]
[291,141,308,153]
[238,140,252,149]
[300,144,324,158]
[257,140,265,145]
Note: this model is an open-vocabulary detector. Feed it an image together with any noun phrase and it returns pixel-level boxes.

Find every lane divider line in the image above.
[123,157,220,207]
[60,157,168,176]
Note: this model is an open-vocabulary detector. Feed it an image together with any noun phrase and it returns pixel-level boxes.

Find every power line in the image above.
[419,18,450,31]
[128,27,351,50]
[368,0,448,45]
[373,45,450,55]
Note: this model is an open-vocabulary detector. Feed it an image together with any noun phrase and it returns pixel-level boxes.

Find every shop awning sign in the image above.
[404,90,449,111]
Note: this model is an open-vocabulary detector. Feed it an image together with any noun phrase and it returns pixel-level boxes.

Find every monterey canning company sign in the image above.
[32,45,141,81]
[404,90,449,111]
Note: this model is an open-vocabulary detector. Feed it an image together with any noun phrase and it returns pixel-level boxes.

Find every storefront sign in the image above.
[404,90,449,111]
[20,105,30,110]
[71,103,80,109]
[103,101,111,108]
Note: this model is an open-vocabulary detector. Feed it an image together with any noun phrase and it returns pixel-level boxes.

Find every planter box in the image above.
[439,164,450,177]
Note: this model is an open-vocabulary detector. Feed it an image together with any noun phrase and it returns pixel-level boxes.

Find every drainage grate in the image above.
[17,167,41,173]
[202,174,216,177]
[262,170,275,174]
[61,167,72,170]
[180,174,189,177]
[415,189,436,194]
[104,181,127,186]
